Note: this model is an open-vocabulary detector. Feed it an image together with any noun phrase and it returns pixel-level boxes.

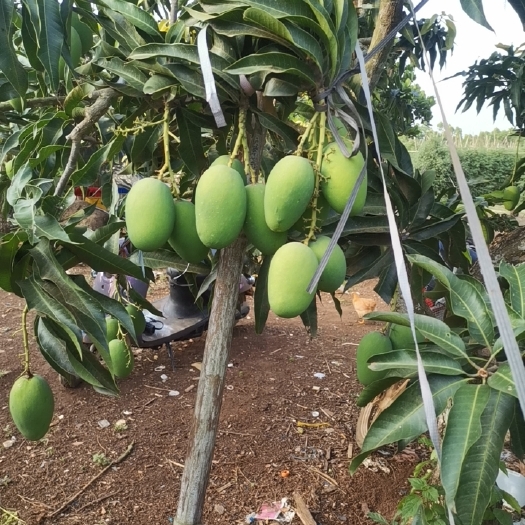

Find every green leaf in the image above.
[254,253,271,335]
[300,297,317,336]
[370,350,465,376]
[0,129,22,166]
[34,214,72,242]
[455,389,514,525]
[21,0,44,72]
[460,0,493,31]
[0,0,28,98]
[225,52,316,87]
[18,275,83,355]
[36,316,78,378]
[222,0,314,19]
[350,375,466,473]
[36,0,65,91]
[441,384,491,511]
[487,363,518,398]
[499,262,525,318]
[0,232,22,293]
[254,109,300,151]
[63,233,148,281]
[129,249,209,275]
[509,399,525,459]
[365,311,468,359]
[94,0,161,37]
[95,57,148,92]
[408,255,494,348]
[176,107,207,177]
[143,75,176,96]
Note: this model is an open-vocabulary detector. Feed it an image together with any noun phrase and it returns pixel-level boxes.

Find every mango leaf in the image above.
[300,297,317,336]
[441,384,491,511]
[0,0,28,98]
[487,363,517,398]
[36,0,64,91]
[95,57,148,92]
[36,316,78,378]
[85,219,126,243]
[221,0,314,19]
[350,375,466,473]
[93,0,161,37]
[21,0,44,72]
[499,262,525,318]
[129,249,209,275]
[365,311,468,359]
[254,254,272,335]
[143,75,176,96]
[34,214,72,242]
[254,110,300,151]
[356,377,404,407]
[454,390,514,525]
[509,399,525,459]
[62,233,147,281]
[460,0,493,31]
[0,232,22,292]
[18,275,83,355]
[369,350,465,376]
[0,129,22,166]
[408,254,494,347]
[225,52,316,87]
[176,107,207,177]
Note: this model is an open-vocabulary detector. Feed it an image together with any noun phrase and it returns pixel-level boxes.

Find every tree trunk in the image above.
[363,0,404,91]
[174,235,247,525]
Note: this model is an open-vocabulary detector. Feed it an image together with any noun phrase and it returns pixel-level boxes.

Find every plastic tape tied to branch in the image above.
[197,26,227,128]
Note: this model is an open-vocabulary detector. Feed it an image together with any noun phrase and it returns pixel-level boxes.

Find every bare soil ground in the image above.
[0,275,419,525]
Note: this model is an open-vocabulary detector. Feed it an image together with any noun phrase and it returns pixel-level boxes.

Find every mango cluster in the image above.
[124,142,367,319]
[356,325,425,386]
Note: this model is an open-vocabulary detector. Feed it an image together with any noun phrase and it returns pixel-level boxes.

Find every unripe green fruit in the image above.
[503,186,520,211]
[106,317,119,341]
[125,178,176,252]
[211,155,246,184]
[308,235,346,293]
[268,242,318,318]
[109,339,134,379]
[389,324,424,350]
[168,200,209,264]
[244,184,287,255]
[320,140,367,215]
[195,165,247,249]
[9,374,54,441]
[126,304,146,336]
[356,332,393,386]
[264,156,315,232]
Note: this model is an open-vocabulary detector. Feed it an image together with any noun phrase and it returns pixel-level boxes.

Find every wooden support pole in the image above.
[174,236,246,525]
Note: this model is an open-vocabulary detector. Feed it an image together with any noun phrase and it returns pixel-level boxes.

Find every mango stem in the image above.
[21,305,31,377]
[304,111,326,245]
[229,109,245,168]
[296,112,319,157]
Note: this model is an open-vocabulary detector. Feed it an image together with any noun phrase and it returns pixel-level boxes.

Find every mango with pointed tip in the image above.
[195,165,247,249]
[308,235,346,293]
[264,156,315,232]
[320,140,367,215]
[9,374,54,441]
[268,242,318,318]
[109,339,134,379]
[244,184,287,255]
[168,200,209,264]
[125,178,176,252]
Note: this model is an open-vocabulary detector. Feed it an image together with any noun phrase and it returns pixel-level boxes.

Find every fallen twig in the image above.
[167,459,185,469]
[307,466,339,486]
[75,490,121,513]
[45,441,134,520]
[293,492,316,525]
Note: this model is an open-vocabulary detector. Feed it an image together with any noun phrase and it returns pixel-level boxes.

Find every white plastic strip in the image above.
[355,44,443,460]
[197,26,227,128]
[407,0,525,423]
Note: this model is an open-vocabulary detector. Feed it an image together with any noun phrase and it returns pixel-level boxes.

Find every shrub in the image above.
[414,137,517,197]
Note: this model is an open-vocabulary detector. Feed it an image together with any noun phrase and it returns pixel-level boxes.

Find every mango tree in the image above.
[1,1,524,525]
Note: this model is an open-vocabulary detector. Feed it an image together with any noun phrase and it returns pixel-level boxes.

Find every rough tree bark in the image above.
[363,0,404,91]
[174,235,247,525]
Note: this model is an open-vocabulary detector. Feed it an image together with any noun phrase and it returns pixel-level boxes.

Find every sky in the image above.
[413,0,525,135]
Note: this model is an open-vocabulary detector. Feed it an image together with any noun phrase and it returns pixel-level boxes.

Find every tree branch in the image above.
[362,0,404,91]
[169,0,179,24]
[54,88,118,197]
[0,96,67,112]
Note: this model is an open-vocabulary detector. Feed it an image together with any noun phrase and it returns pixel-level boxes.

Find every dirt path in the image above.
[0,277,417,525]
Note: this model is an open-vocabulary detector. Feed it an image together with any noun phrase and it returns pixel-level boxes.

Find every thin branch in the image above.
[54,88,118,197]
[169,0,179,24]
[0,96,66,112]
